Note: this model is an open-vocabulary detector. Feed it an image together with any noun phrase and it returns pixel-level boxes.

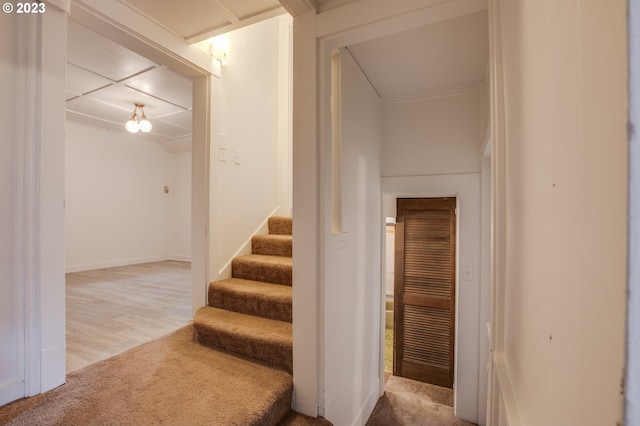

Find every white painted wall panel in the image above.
[323,52,383,426]
[39,6,68,393]
[627,0,640,423]
[171,152,192,260]
[65,122,175,271]
[209,16,289,279]
[493,1,628,424]
[382,92,482,177]
[385,228,394,296]
[0,12,23,406]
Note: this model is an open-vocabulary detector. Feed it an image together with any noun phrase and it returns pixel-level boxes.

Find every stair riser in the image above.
[232,260,292,286]
[209,286,292,322]
[194,324,293,373]
[251,238,292,257]
[255,387,293,426]
[268,217,292,236]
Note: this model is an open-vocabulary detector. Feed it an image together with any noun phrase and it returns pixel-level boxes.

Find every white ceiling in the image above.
[66,1,488,154]
[66,20,193,154]
[121,0,286,43]
[347,10,489,101]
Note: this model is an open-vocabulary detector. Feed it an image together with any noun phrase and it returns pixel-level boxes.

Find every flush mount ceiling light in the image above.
[125,102,152,133]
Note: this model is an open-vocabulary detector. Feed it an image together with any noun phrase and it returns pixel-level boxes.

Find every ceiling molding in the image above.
[209,0,240,25]
[279,0,317,17]
[316,0,358,14]
[71,0,218,78]
[382,82,482,105]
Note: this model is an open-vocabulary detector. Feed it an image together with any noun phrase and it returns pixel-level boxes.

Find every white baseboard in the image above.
[40,345,65,393]
[294,396,319,418]
[352,380,380,426]
[492,352,523,426]
[169,255,191,262]
[0,381,25,407]
[65,256,170,273]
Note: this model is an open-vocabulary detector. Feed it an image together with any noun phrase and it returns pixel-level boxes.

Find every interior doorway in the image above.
[64,19,196,373]
[393,197,457,388]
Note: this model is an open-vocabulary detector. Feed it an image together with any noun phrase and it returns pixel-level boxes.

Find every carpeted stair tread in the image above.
[232,254,292,286]
[268,216,292,236]
[209,278,292,322]
[194,306,293,373]
[252,234,293,257]
[0,326,292,426]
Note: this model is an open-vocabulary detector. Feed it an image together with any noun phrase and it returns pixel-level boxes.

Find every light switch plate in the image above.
[463,266,473,281]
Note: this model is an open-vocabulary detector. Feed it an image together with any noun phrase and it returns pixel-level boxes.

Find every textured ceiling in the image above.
[66,20,193,154]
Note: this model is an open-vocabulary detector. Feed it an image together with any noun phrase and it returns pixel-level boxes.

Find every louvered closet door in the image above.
[394,198,456,388]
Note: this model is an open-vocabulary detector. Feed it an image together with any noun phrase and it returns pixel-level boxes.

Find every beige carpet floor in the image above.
[1,324,473,426]
[366,374,476,426]
[0,326,295,426]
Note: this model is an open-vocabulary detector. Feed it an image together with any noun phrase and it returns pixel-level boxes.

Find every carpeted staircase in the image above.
[194,216,293,373]
[0,216,333,426]
[194,217,294,423]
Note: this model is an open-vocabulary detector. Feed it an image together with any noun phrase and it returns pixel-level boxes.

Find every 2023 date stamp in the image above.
[3,2,46,14]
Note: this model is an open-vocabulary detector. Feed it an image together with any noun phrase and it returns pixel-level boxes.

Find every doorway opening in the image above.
[64,20,195,372]
[383,197,458,396]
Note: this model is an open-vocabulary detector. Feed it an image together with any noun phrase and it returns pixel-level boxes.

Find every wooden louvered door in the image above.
[394,197,456,388]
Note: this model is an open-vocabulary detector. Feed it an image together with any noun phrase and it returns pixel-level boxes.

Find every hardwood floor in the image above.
[66,260,192,372]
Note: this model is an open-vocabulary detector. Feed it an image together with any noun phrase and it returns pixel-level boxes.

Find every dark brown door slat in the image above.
[394,197,456,389]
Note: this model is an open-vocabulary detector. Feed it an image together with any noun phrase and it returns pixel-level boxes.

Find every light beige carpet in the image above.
[0,326,293,426]
[366,374,476,426]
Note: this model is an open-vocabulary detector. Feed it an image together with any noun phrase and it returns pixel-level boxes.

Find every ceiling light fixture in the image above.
[125,103,152,133]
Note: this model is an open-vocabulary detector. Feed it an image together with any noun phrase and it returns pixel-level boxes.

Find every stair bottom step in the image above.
[194,307,293,373]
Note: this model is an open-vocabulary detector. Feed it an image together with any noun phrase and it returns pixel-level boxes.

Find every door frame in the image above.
[68,0,218,316]
[14,0,217,402]
[381,172,484,423]
[394,197,457,388]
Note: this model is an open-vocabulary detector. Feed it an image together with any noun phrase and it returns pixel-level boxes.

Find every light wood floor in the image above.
[66,260,192,373]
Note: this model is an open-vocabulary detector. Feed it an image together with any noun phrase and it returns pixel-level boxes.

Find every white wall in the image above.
[383,92,482,177]
[209,15,291,280]
[65,121,191,271]
[322,51,383,426]
[0,10,22,406]
[384,225,394,296]
[291,9,320,417]
[489,1,628,425]
[1,4,68,404]
[382,91,484,424]
[628,0,640,423]
[171,151,192,260]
